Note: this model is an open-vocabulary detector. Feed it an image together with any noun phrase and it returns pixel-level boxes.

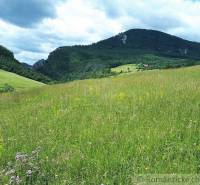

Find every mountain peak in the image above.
[91,28,200,59]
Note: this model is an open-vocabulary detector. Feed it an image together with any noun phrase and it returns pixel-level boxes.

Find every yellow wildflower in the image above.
[116,92,126,101]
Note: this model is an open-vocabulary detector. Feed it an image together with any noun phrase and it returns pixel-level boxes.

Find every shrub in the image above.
[0,84,15,93]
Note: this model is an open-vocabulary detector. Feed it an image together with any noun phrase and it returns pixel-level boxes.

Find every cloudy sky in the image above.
[0,0,200,64]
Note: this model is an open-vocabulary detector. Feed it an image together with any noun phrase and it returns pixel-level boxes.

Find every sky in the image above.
[0,0,200,64]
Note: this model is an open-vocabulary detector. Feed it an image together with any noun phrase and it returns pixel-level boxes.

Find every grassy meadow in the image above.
[0,70,44,91]
[0,66,200,184]
[111,64,138,73]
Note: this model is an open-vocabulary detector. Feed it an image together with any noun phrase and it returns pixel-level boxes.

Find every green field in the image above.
[0,66,200,184]
[111,64,138,73]
[0,70,44,91]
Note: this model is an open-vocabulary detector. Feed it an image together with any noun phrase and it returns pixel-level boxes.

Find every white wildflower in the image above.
[26,170,33,177]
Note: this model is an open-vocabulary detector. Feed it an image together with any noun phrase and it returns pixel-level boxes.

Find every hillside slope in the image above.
[1,66,200,184]
[0,45,51,83]
[34,29,200,81]
[0,70,44,91]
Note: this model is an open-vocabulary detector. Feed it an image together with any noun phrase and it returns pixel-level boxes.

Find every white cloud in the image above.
[41,0,122,43]
[1,0,200,64]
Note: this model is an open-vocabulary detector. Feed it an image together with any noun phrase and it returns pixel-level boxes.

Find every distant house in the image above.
[143,64,149,68]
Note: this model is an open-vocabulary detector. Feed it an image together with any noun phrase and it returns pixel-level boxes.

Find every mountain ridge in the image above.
[33,29,200,81]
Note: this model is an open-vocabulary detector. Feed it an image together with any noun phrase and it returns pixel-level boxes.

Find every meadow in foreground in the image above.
[0,66,200,184]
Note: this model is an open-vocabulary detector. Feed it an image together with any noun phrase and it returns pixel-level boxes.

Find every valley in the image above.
[1,66,200,184]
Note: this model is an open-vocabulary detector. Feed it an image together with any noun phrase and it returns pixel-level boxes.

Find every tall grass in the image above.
[0,66,200,184]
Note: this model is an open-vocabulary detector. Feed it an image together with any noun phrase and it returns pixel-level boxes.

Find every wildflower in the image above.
[15,176,20,184]
[26,170,33,177]
[35,146,42,152]
[4,147,45,185]
[10,175,20,184]
[115,92,126,101]
[15,153,27,162]
[89,86,93,92]
[32,146,41,155]
[6,169,15,176]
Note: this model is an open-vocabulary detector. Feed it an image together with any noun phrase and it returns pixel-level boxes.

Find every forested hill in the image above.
[95,29,200,58]
[0,45,51,83]
[34,29,200,81]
